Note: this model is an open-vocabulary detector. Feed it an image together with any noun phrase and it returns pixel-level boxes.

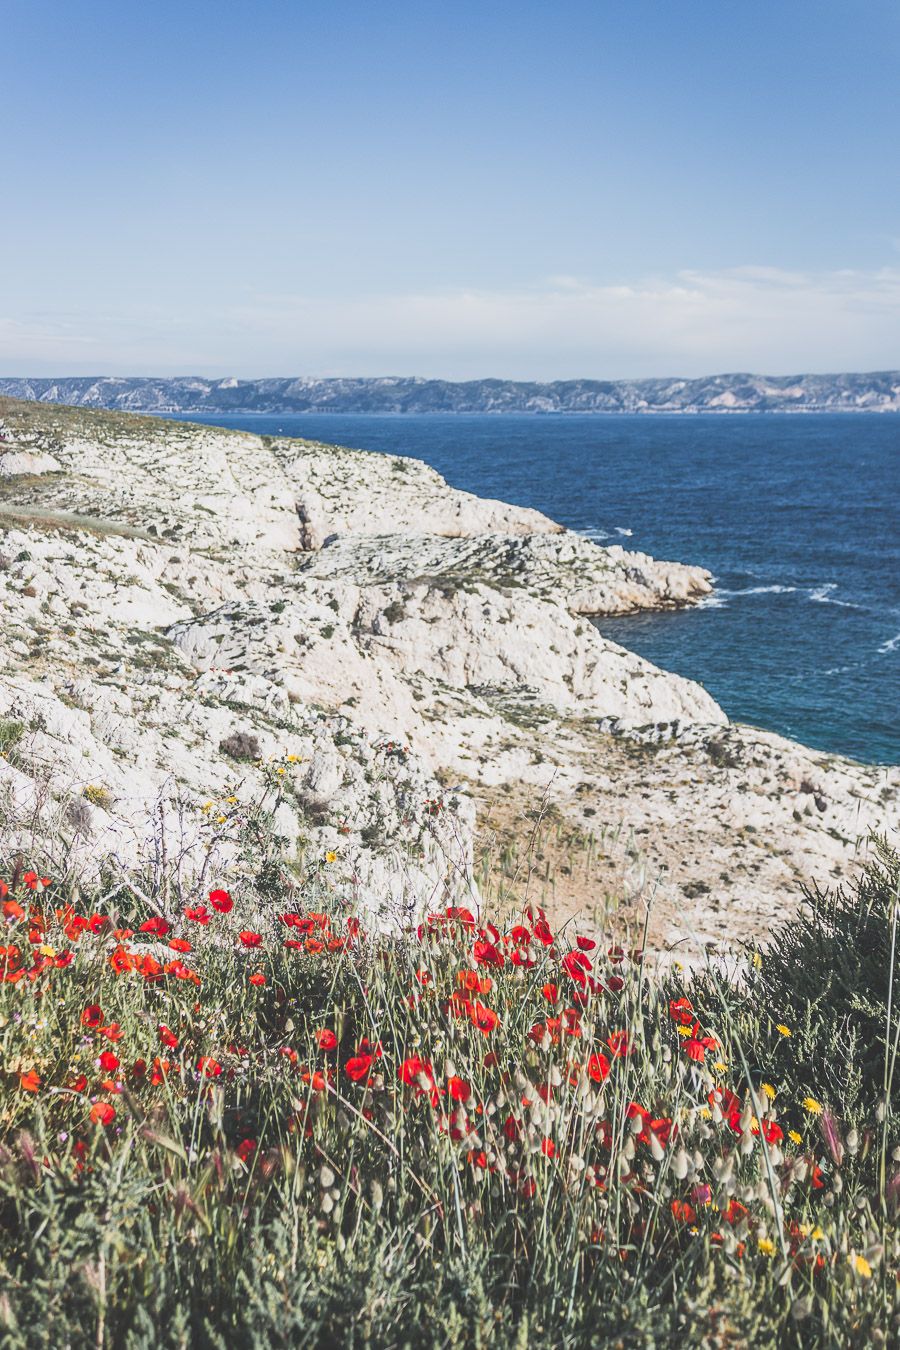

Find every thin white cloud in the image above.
[1,266,899,378]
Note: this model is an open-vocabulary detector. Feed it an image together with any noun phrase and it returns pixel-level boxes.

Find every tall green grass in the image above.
[1,842,898,1347]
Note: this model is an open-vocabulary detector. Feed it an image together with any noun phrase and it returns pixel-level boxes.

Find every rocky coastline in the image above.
[0,395,896,957]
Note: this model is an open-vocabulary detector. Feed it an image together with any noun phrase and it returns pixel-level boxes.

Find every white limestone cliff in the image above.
[0,396,895,951]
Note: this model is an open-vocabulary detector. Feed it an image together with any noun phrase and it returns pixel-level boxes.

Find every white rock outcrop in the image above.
[0,393,895,949]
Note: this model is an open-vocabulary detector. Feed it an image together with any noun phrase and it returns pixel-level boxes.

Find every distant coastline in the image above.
[1,370,899,416]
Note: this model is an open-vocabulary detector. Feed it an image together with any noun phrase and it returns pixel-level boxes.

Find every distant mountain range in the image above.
[1,371,899,415]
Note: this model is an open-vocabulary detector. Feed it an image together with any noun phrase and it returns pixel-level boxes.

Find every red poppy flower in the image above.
[248,972,266,986]
[607,1031,633,1058]
[576,936,597,951]
[344,1053,373,1082]
[19,1069,40,1093]
[184,905,211,925]
[81,1004,103,1028]
[98,1051,119,1072]
[209,889,233,913]
[168,937,192,954]
[587,1052,610,1083]
[101,1023,124,1041]
[159,1024,179,1049]
[562,950,592,985]
[90,1102,116,1126]
[398,1055,435,1088]
[468,1000,499,1034]
[532,919,554,946]
[315,1028,338,1052]
[139,917,171,937]
[236,1138,256,1162]
[109,946,134,974]
[67,1073,88,1093]
[238,931,262,948]
[541,1137,556,1158]
[197,1056,222,1078]
[541,982,559,1003]
[671,1199,696,1223]
[447,1076,471,1102]
[669,997,694,1026]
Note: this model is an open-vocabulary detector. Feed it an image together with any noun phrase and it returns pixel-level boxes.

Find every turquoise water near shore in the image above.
[167,412,899,765]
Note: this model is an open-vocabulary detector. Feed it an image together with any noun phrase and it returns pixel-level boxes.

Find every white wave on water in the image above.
[695,593,729,609]
[614,527,633,537]
[717,584,797,597]
[878,631,900,654]
[577,527,611,541]
[808,583,860,609]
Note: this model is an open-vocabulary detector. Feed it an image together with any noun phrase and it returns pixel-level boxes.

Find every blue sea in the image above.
[170,413,899,765]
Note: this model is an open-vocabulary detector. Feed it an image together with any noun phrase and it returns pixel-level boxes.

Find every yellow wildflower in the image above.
[226,796,238,805]
[713,1060,727,1073]
[676,1025,692,1038]
[286,754,300,763]
[776,1024,792,1038]
[752,951,762,970]
[276,767,286,775]
[201,801,214,814]
[811,1226,824,1241]
[39,945,56,958]
[760,1083,776,1100]
[758,1238,776,1257]
[788,1129,803,1145]
[802,1097,823,1115]
[325,850,338,864]
[851,1253,872,1279]
[216,815,227,824]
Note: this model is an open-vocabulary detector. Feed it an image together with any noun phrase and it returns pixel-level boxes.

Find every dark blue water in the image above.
[171,413,899,764]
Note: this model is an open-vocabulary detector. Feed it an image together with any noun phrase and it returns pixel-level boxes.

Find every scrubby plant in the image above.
[691,839,900,1139]
[219,730,262,763]
[0,845,897,1347]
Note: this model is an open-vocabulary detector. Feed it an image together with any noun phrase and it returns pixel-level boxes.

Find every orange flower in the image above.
[249,972,266,986]
[19,1069,41,1093]
[90,1102,116,1126]
[109,946,134,975]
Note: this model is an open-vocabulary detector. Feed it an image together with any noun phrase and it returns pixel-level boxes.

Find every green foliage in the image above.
[0,850,898,1346]
[693,839,900,1131]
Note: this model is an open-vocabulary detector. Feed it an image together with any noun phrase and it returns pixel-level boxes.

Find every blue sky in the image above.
[3,0,899,378]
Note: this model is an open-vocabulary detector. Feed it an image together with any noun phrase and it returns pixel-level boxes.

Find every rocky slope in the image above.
[2,370,900,415]
[0,395,896,955]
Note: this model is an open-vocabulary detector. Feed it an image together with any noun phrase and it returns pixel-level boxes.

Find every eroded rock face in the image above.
[0,393,896,947]
[300,531,713,615]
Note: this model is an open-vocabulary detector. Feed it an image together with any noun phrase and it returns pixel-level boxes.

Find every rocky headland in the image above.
[0,395,896,957]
